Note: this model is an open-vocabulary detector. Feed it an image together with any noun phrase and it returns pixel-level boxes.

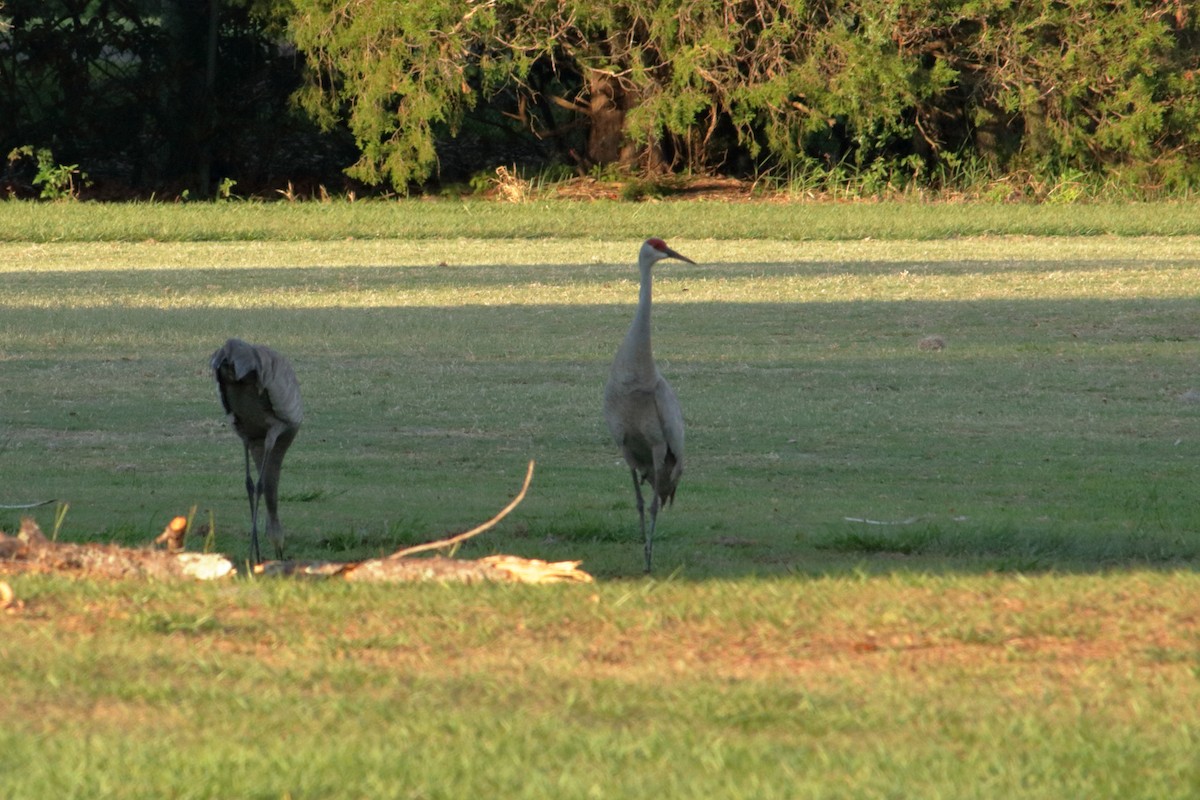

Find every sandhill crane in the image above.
[603,238,695,572]
[211,338,304,563]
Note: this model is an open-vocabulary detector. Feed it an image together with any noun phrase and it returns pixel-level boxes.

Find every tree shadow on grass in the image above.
[799,519,1200,578]
[6,284,1200,580]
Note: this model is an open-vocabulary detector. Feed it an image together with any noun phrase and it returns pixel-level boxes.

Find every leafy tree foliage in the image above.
[291,0,495,188]
[290,0,1200,192]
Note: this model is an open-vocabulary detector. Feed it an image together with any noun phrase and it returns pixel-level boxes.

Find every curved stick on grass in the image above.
[0,499,57,509]
[387,460,535,560]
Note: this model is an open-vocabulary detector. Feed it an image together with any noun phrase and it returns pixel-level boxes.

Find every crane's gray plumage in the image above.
[211,338,303,563]
[603,237,694,572]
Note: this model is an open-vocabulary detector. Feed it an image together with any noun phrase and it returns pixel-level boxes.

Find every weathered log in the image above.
[255,554,592,584]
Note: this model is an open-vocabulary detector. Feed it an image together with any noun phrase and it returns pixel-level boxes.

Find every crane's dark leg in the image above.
[646,494,661,574]
[629,468,650,573]
[260,425,297,560]
[242,443,262,564]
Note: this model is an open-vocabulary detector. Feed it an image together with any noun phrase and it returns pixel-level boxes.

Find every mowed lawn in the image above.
[1,202,1199,797]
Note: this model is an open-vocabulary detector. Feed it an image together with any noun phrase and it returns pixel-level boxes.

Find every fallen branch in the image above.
[388,459,535,559]
[256,460,592,584]
[0,499,57,509]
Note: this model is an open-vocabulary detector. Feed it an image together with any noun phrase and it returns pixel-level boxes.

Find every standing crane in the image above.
[603,238,695,572]
[210,338,304,563]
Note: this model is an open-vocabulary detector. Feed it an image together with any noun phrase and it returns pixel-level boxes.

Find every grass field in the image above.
[2,201,1199,797]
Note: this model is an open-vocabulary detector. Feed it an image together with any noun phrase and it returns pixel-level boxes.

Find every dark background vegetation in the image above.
[3,0,1200,200]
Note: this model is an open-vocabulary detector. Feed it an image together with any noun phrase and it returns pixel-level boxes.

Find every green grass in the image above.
[2,201,1200,797]
[2,574,1198,798]
[5,233,1200,574]
[7,197,1200,242]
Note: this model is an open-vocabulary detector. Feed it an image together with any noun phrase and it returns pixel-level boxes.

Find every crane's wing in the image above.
[256,346,305,427]
[655,375,685,468]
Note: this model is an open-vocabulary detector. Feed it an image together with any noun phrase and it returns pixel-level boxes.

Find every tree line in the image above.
[3,0,1199,199]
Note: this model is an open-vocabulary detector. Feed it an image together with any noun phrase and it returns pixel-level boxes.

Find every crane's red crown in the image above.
[646,237,669,251]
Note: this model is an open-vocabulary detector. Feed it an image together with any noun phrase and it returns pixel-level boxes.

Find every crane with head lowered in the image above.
[211,338,304,564]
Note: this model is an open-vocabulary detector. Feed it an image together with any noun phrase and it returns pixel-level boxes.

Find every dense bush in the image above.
[291,0,1200,193]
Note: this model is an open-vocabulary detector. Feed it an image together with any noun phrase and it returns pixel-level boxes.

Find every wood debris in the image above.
[154,515,189,552]
[0,517,235,581]
[254,462,592,584]
[0,580,19,611]
[0,461,593,585]
[257,554,591,584]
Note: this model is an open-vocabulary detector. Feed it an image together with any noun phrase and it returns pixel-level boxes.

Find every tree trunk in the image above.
[583,71,665,171]
[162,0,217,196]
[585,71,627,166]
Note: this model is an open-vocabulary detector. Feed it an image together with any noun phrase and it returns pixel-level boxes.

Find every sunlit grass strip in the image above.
[4,243,1200,311]
[5,236,1200,274]
[6,273,1200,311]
[7,199,1200,243]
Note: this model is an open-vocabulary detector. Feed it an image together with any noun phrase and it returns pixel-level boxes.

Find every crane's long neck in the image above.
[615,260,656,378]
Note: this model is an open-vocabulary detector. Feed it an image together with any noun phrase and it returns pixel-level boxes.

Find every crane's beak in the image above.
[665,246,695,265]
